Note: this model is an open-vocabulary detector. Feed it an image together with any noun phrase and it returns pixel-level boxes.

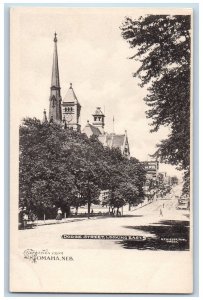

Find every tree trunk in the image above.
[88,201,91,218]
[66,206,70,217]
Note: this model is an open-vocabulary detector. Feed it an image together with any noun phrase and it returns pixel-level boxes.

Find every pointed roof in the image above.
[63,83,80,105]
[93,107,105,116]
[83,120,102,137]
[110,134,125,148]
[51,33,60,88]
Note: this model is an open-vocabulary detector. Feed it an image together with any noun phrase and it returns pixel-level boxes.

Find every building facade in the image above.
[44,34,130,158]
[46,33,81,131]
[82,108,130,158]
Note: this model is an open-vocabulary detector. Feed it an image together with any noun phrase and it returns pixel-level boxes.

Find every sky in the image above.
[11,7,186,177]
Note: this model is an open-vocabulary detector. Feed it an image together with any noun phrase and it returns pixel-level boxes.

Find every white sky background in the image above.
[13,7,186,177]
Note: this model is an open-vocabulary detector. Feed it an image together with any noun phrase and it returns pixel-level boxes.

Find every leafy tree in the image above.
[19,118,76,218]
[121,15,191,194]
[104,153,145,213]
[20,118,108,218]
[19,118,146,219]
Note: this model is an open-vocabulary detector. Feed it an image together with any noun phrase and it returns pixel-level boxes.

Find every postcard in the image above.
[10,7,193,293]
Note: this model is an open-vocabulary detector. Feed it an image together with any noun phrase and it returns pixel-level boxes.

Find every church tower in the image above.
[49,33,62,122]
[62,83,81,132]
[92,107,105,133]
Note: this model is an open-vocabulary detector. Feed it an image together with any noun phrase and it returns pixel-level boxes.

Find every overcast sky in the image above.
[11,7,186,177]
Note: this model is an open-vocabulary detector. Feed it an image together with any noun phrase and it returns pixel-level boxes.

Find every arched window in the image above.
[52,96,56,107]
[94,117,97,121]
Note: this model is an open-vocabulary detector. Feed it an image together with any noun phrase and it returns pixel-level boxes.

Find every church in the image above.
[44,33,130,158]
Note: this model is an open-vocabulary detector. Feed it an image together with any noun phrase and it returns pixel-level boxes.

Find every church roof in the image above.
[83,121,102,137]
[82,122,130,157]
[88,123,102,136]
[93,107,105,116]
[108,134,125,148]
[63,83,81,105]
[98,134,107,144]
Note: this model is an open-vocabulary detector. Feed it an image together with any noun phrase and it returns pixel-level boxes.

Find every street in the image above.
[19,195,190,251]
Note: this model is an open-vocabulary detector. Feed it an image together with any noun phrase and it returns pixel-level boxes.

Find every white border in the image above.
[1,0,201,299]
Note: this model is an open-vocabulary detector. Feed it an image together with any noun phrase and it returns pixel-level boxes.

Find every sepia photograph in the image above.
[10,7,193,293]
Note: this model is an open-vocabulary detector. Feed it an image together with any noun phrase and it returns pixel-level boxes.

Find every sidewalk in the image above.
[28,217,87,227]
[130,199,154,212]
[27,215,108,227]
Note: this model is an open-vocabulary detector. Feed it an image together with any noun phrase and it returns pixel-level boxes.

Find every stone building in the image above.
[46,33,81,132]
[44,34,130,158]
[82,107,130,158]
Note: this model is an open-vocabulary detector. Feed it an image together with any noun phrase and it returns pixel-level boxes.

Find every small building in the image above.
[83,107,130,158]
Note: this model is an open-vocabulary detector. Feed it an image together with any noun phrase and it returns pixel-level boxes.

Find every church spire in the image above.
[51,32,60,88]
[49,33,62,122]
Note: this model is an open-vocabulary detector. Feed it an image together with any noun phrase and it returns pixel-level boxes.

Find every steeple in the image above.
[51,33,60,88]
[49,33,62,122]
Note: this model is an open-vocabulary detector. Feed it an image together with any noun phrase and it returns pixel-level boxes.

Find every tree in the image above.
[19,118,146,219]
[121,15,191,194]
[104,152,145,213]
[19,118,77,218]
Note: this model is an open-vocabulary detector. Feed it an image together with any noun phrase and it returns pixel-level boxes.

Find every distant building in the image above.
[142,161,159,201]
[83,107,130,158]
[142,161,159,180]
[157,172,166,185]
[158,172,173,186]
[171,176,179,185]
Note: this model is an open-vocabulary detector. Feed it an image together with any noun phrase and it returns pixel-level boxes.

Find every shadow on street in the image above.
[117,220,190,251]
